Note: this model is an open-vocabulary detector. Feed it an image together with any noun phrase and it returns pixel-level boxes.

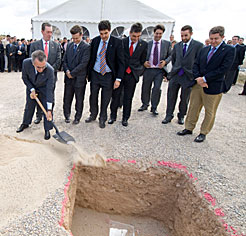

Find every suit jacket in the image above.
[22,58,54,103]
[88,35,124,81]
[193,42,236,95]
[230,44,245,70]
[16,44,26,59]
[63,41,91,87]
[146,39,172,74]
[6,44,17,57]
[123,37,147,82]
[30,39,61,72]
[168,39,203,88]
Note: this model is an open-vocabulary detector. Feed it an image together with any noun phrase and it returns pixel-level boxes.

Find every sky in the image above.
[0,0,245,43]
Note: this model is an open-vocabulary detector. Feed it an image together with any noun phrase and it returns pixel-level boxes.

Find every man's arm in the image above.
[29,42,35,58]
[51,42,61,71]
[22,61,35,91]
[115,39,125,80]
[164,41,172,65]
[46,67,55,104]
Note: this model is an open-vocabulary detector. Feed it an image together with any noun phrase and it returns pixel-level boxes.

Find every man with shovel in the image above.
[16,50,54,140]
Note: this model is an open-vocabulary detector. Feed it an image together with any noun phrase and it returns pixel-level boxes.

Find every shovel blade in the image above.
[53,131,75,144]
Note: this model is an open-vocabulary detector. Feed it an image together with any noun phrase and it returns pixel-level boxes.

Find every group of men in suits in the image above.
[16,21,242,143]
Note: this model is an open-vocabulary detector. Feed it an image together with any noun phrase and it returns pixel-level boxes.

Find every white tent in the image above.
[31,0,175,41]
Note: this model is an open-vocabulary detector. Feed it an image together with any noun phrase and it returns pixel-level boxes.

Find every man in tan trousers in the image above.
[177,26,235,142]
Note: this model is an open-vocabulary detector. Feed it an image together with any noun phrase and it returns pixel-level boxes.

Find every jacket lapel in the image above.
[184,39,194,58]
[160,40,165,58]
[147,41,153,60]
[207,42,225,65]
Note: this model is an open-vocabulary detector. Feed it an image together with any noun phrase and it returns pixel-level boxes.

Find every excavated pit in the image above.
[66,163,227,236]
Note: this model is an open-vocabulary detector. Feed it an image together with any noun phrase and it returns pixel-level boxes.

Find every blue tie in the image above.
[73,44,77,54]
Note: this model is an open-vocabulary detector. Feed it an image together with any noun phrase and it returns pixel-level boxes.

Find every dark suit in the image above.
[21,58,54,131]
[225,44,245,88]
[165,39,203,120]
[30,39,61,119]
[63,41,90,120]
[141,39,172,110]
[16,44,26,72]
[110,37,147,120]
[0,43,4,72]
[6,44,17,72]
[88,35,124,122]
[185,42,235,135]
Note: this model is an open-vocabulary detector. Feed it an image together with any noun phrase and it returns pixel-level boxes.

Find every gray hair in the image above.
[31,50,47,62]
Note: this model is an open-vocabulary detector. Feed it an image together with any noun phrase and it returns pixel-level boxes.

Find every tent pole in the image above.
[37,0,40,15]
[100,0,105,20]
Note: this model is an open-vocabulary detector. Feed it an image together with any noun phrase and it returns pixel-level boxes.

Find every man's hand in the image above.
[66,70,73,79]
[196,77,208,88]
[163,77,168,82]
[10,53,13,56]
[47,111,52,121]
[114,80,120,89]
[158,60,166,68]
[30,90,37,99]
[144,61,151,68]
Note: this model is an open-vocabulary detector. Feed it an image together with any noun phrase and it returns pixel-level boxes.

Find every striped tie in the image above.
[100,41,107,75]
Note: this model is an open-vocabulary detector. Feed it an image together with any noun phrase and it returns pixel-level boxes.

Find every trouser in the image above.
[22,89,53,131]
[7,56,16,72]
[16,56,25,72]
[166,77,192,119]
[110,72,137,120]
[241,81,246,95]
[233,68,239,85]
[0,55,4,72]
[89,70,113,122]
[141,68,164,109]
[63,82,86,120]
[185,84,222,135]
[35,72,57,119]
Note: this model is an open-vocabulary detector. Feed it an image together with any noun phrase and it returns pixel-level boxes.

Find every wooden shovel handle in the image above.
[35,97,48,117]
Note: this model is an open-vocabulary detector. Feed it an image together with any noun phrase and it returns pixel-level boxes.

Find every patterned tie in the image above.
[178,44,188,76]
[153,41,159,66]
[126,42,134,74]
[207,47,216,63]
[100,41,107,75]
[73,44,77,54]
[44,41,48,59]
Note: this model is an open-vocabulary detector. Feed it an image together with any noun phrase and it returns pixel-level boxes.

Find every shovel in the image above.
[35,97,75,144]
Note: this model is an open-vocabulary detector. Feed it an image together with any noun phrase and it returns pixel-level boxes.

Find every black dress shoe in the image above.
[178,117,184,125]
[238,93,246,96]
[65,118,70,123]
[16,124,29,133]
[152,109,159,115]
[122,119,128,126]
[177,129,192,135]
[85,116,96,123]
[194,133,206,143]
[138,105,148,111]
[99,121,105,128]
[34,117,42,124]
[73,119,80,125]
[108,118,116,124]
[44,130,50,140]
[162,117,172,124]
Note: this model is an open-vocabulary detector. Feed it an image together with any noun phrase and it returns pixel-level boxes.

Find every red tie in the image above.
[126,42,134,74]
[44,41,48,59]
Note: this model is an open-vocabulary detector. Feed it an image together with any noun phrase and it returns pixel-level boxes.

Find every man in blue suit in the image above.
[177,26,236,142]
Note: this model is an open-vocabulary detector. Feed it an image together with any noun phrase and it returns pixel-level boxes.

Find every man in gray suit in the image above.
[138,24,172,115]
[16,50,54,140]
[63,25,91,124]
[162,25,203,125]
[30,22,61,124]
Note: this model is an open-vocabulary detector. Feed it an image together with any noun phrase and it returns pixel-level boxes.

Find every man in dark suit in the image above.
[177,26,235,142]
[138,24,172,115]
[108,23,147,126]
[63,25,90,124]
[162,25,203,125]
[0,40,4,72]
[6,37,17,72]
[224,36,245,91]
[85,20,124,128]
[16,39,26,72]
[30,22,61,124]
[16,50,54,140]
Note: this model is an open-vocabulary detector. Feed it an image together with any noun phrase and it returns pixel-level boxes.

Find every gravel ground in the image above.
[0,71,245,234]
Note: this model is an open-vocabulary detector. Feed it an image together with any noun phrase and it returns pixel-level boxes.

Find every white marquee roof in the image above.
[32,0,175,24]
